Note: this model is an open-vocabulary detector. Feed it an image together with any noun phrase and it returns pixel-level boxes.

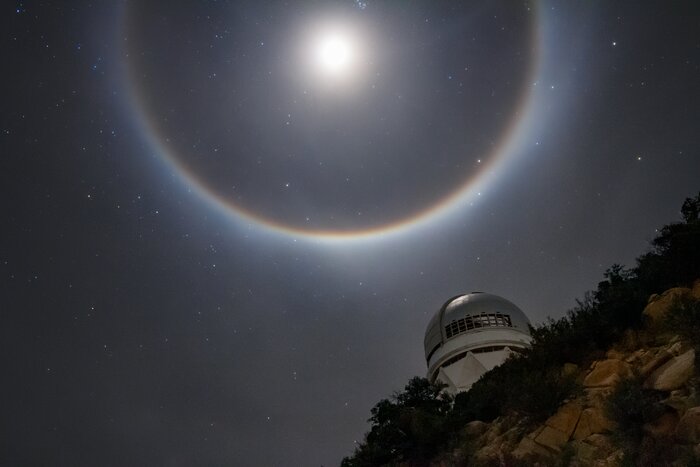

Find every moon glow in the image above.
[315,32,355,76]
[122,3,541,241]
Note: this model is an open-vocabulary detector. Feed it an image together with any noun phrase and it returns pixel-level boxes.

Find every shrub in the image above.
[341,378,452,467]
[452,355,578,424]
[665,296,700,346]
[637,192,700,293]
[605,376,665,448]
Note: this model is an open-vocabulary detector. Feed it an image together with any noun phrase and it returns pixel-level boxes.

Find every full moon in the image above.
[315,33,355,75]
[125,6,537,234]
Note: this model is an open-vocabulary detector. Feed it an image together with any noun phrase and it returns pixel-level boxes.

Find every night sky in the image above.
[2,1,699,466]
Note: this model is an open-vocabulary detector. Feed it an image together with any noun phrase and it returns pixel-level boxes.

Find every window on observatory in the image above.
[444,313,513,339]
[472,345,506,354]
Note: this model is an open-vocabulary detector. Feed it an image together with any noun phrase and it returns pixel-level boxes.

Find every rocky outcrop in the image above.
[510,393,617,460]
[449,284,700,467]
[512,429,552,459]
[583,359,632,387]
[573,407,616,440]
[643,287,693,324]
[645,349,695,391]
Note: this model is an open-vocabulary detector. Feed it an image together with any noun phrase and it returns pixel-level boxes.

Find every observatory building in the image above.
[424,292,532,394]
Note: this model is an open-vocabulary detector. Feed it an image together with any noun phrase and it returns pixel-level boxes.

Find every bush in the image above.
[665,296,700,346]
[605,377,665,437]
[452,355,578,424]
[637,192,700,293]
[341,378,453,467]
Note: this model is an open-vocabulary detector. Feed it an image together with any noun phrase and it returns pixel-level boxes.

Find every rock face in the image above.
[534,425,570,451]
[512,432,551,459]
[583,359,633,387]
[545,401,583,437]
[512,399,614,458]
[644,349,695,391]
[573,407,616,440]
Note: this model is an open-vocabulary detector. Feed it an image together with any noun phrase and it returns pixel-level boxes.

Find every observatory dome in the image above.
[424,292,532,393]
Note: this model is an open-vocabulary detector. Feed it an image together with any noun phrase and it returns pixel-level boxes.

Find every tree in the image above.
[341,378,452,466]
[681,191,700,223]
[637,192,700,292]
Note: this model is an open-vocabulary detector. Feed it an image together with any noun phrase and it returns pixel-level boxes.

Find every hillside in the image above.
[342,193,700,467]
[442,283,700,466]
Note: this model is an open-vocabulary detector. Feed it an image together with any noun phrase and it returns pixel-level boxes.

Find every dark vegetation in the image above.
[341,378,454,466]
[605,376,665,445]
[604,375,667,466]
[342,193,700,467]
[665,296,700,371]
[600,293,700,467]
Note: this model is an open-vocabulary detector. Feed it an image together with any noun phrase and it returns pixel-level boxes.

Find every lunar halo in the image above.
[121,4,543,243]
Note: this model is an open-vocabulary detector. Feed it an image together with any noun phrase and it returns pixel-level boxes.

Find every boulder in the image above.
[675,406,700,444]
[463,420,488,437]
[640,349,673,377]
[645,349,695,391]
[545,400,583,438]
[643,287,692,324]
[534,425,570,451]
[512,434,552,459]
[584,359,633,387]
[573,407,616,440]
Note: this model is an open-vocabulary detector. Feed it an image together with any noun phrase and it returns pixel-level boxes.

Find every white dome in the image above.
[424,292,531,387]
